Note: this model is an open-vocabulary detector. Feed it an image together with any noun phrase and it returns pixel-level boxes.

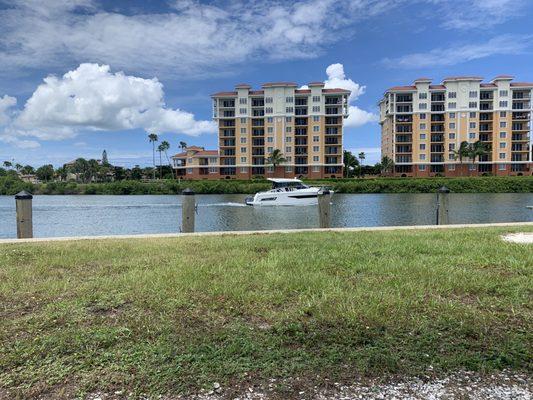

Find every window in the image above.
[313,146,319,152]
[449,143,455,151]
[286,117,292,122]
[498,164,506,171]
[420,113,426,120]
[286,107,293,113]
[267,137,273,143]
[500,121,507,128]
[313,156,319,162]
[313,136,319,142]
[469,164,476,171]
[499,142,506,148]
[285,126,292,132]
[448,102,456,109]
[240,127,246,133]
[469,132,476,139]
[282,146,290,153]
[469,91,478,98]
[420,133,426,140]
[267,127,273,133]
[449,133,456,140]
[312,96,320,102]
[312,166,320,172]
[240,157,247,163]
[239,98,247,104]
[419,164,426,171]
[265,97,273,103]
[449,112,456,119]
[469,122,476,129]
[420,123,426,129]
[449,122,456,129]
[187,168,193,174]
[499,131,506,139]
[499,101,508,107]
[286,156,292,162]
[285,166,292,172]
[286,137,292,142]
[448,153,455,160]
[419,103,427,110]
[240,167,247,173]
[286,97,293,103]
[265,107,273,113]
[240,147,246,153]
[240,118,246,123]
[448,164,455,171]
[419,92,427,99]
[267,147,273,153]
[499,90,508,97]
[419,143,426,150]
[448,92,457,99]
[500,111,507,118]
[187,158,193,163]
[312,106,320,112]
[267,166,274,173]
[469,102,477,108]
[419,154,426,160]
[469,112,476,118]
[499,153,506,159]
[313,116,320,122]
[209,167,218,173]
[313,126,320,132]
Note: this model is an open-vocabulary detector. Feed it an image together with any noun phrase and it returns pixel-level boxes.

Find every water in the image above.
[0,193,532,239]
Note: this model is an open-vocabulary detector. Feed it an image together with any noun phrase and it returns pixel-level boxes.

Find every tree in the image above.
[453,141,470,176]
[158,140,173,179]
[179,141,187,150]
[3,161,12,169]
[131,165,143,180]
[266,149,287,172]
[157,143,165,179]
[55,166,68,181]
[102,150,109,166]
[21,165,35,175]
[343,150,359,178]
[72,158,90,183]
[35,164,54,182]
[88,159,100,182]
[468,140,491,175]
[357,152,366,178]
[380,156,394,176]
[14,163,23,173]
[148,133,158,179]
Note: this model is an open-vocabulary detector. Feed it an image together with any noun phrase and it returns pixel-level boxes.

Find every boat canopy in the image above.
[267,178,303,183]
[267,178,307,189]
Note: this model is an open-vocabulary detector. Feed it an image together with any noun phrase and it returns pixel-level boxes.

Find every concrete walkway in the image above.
[0,221,532,244]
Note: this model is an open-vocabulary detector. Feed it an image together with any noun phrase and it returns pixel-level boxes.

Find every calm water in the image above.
[0,193,532,239]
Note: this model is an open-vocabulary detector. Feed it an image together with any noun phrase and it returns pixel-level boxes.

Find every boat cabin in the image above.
[268,178,308,190]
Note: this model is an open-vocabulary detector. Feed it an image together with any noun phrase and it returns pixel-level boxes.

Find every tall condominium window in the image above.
[312,106,320,112]
[286,147,292,152]
[420,133,426,139]
[500,142,506,148]
[240,147,246,153]
[239,108,247,114]
[313,136,319,142]
[313,116,320,122]
[313,126,320,132]
[448,165,455,171]
[265,107,273,113]
[499,132,506,138]
[449,143,455,150]
[286,97,293,103]
[286,116,292,122]
[267,137,273,143]
[499,164,506,170]
[470,112,476,118]
[285,127,291,132]
[419,165,426,170]
[449,133,456,139]
[267,117,273,123]
[419,93,427,99]
[286,107,293,113]
[420,113,426,120]
[500,111,507,118]
[419,154,426,160]
[420,123,426,129]
[312,96,320,102]
[499,101,508,107]
[469,132,476,139]
[267,127,273,133]
[240,128,246,134]
[312,166,320,172]
[286,137,292,142]
[469,102,477,108]
[449,122,456,129]
[265,97,273,103]
[419,103,427,110]
[240,118,246,123]
[500,121,507,128]
[419,143,426,150]
[449,112,456,119]
[313,146,319,151]
[499,153,505,159]
[448,102,456,109]
[469,122,476,128]
[239,98,247,104]
[448,92,457,98]
[499,90,508,97]
[469,91,478,98]
[267,147,273,153]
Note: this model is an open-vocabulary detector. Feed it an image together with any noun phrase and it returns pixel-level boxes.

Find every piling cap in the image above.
[320,188,331,195]
[438,186,450,193]
[182,188,195,195]
[15,190,33,200]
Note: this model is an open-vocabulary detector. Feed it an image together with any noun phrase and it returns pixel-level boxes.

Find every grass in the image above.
[1,226,532,398]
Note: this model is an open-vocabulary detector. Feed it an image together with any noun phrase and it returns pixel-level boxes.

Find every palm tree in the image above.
[468,140,491,175]
[157,143,166,179]
[159,140,172,179]
[3,161,12,169]
[15,163,23,173]
[148,133,158,179]
[266,149,287,174]
[179,141,187,150]
[453,141,470,176]
[380,156,394,176]
[343,150,359,178]
[357,152,366,178]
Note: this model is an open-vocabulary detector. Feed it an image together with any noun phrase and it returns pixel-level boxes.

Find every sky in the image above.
[1,0,533,167]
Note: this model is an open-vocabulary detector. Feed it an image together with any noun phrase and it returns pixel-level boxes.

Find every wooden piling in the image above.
[181,188,195,233]
[318,189,331,228]
[15,191,33,239]
[436,186,450,225]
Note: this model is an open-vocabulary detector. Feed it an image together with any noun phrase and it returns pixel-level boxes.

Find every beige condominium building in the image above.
[211,82,350,179]
[380,76,533,177]
[171,146,219,178]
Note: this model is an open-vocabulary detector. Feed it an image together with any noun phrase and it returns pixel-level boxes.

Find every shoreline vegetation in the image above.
[1,174,532,195]
[1,226,531,398]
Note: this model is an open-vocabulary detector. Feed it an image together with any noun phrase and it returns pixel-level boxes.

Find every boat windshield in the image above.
[271,181,308,190]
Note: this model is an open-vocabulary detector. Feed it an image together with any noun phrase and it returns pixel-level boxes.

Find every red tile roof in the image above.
[196,150,219,156]
[308,81,325,86]
[414,77,432,82]
[480,83,497,88]
[211,91,237,97]
[261,82,298,87]
[235,83,251,88]
[387,85,417,91]
[442,76,483,81]
[172,149,218,158]
[429,85,445,89]
[249,90,264,95]
[322,88,350,93]
[295,89,311,94]
[492,75,514,80]
[510,82,533,87]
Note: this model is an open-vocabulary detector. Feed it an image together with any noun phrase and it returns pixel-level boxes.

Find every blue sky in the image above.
[1,0,533,167]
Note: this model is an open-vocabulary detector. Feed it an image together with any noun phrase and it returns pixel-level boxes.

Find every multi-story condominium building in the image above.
[211,82,350,179]
[172,146,219,178]
[380,76,533,177]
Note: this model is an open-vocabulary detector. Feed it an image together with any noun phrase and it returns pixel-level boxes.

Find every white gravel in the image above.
[501,233,533,244]
[84,370,532,400]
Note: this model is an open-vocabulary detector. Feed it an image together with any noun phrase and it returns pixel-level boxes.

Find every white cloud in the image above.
[1,63,216,148]
[382,34,533,69]
[323,63,378,128]
[0,95,17,125]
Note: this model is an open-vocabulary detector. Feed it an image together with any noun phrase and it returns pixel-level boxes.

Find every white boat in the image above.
[245,178,332,206]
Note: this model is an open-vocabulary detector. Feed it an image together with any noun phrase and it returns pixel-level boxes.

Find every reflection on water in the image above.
[0,193,531,238]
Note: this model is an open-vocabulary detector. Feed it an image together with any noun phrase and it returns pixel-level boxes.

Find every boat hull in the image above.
[245,188,332,206]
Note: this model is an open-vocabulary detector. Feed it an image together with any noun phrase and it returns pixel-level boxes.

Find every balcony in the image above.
[252,110,264,117]
[396,95,412,103]
[295,149,308,155]
[252,158,265,165]
[396,115,412,123]
[513,101,531,110]
[431,114,444,122]
[431,94,445,102]
[252,139,264,146]
[395,155,412,163]
[252,129,264,136]
[396,145,412,153]
[430,155,444,163]
[325,97,342,105]
[326,127,339,135]
[295,98,308,106]
[325,138,339,144]
[430,124,444,133]
[512,112,531,120]
[221,129,235,137]
[395,134,412,143]
[430,134,444,142]
[251,99,264,107]
[325,117,341,125]
[397,105,413,113]
[479,124,492,132]
[220,120,235,127]
[511,144,529,152]
[512,133,529,141]
[430,144,444,153]
[479,104,493,111]
[325,106,341,115]
[325,156,340,164]
[295,138,307,145]
[221,158,236,165]
[295,108,307,116]
[431,104,445,112]
[220,100,235,108]
[479,134,492,142]
[396,125,412,133]
[295,117,308,126]
[221,149,235,156]
[252,119,264,127]
[512,123,529,131]
[295,128,307,135]
[221,139,235,147]
[252,149,265,156]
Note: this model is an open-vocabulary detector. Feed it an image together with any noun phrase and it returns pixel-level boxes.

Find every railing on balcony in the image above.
[431,134,444,142]
[430,155,444,163]
[396,115,412,123]
[396,134,412,143]
[431,114,444,122]
[395,155,412,163]
[252,129,264,136]
[295,128,307,135]
[295,108,307,116]
[252,139,264,146]
[431,105,445,112]
[295,98,308,106]
[295,118,308,126]
[252,110,264,117]
[396,145,412,153]
[252,99,264,107]
[325,117,340,124]
[396,95,412,102]
[221,100,235,108]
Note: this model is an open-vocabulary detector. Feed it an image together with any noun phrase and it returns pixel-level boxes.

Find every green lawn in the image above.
[1,226,532,398]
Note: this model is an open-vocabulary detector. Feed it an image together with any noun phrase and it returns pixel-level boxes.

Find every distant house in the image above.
[171,146,219,179]
[19,174,39,184]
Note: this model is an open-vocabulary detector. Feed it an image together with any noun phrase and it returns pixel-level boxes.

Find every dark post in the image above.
[318,189,331,228]
[436,186,450,225]
[181,188,195,233]
[15,191,33,239]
